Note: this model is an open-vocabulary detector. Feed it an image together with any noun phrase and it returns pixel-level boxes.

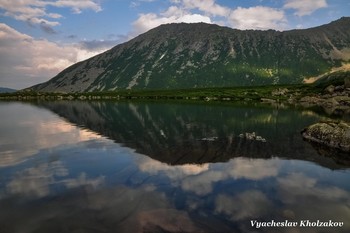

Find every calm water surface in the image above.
[0,101,349,233]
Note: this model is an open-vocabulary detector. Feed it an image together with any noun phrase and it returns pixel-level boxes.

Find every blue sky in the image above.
[0,0,349,89]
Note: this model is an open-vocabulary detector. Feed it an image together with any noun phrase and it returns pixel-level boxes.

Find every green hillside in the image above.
[28,17,350,93]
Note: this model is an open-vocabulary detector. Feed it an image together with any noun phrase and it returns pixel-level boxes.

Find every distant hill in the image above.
[0,87,16,93]
[28,17,350,93]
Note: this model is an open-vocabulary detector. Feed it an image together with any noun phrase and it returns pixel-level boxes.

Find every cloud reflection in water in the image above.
[139,157,280,195]
[0,103,103,167]
[1,102,350,233]
[5,160,104,199]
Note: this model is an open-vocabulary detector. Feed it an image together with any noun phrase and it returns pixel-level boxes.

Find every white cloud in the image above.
[49,0,102,14]
[170,0,288,30]
[181,0,230,17]
[132,1,289,35]
[161,5,185,18]
[0,0,102,27]
[180,13,211,24]
[229,6,287,30]
[284,0,328,17]
[132,6,211,35]
[0,23,109,89]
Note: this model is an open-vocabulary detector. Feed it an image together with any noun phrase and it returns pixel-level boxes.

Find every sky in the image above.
[0,0,349,89]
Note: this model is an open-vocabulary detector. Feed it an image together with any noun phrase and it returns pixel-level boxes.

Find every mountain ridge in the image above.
[0,87,16,93]
[28,17,350,93]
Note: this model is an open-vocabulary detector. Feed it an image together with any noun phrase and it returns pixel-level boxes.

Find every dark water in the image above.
[0,101,349,233]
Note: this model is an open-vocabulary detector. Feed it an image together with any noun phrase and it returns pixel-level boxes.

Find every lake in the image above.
[0,101,349,233]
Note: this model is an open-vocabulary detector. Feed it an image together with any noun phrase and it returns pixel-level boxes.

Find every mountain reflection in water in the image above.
[36,101,349,168]
[0,101,349,233]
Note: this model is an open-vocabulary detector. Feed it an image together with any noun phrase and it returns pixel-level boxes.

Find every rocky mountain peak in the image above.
[28,17,350,93]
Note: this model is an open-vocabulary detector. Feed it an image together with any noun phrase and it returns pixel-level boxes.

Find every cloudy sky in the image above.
[0,0,349,89]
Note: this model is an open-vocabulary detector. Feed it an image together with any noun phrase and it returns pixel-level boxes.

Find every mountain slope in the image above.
[29,17,350,93]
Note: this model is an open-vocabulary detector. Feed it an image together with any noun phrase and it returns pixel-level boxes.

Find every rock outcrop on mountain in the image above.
[28,17,350,93]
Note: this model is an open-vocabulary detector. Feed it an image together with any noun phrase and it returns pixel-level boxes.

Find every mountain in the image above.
[28,17,350,93]
[0,87,16,93]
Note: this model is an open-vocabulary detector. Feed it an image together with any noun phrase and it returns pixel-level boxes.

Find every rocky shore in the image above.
[299,77,350,115]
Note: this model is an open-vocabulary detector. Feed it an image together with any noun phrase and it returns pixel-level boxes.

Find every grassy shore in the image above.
[0,84,323,103]
[2,67,349,102]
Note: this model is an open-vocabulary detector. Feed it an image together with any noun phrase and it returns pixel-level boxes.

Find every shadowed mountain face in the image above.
[29,17,350,93]
[35,101,350,169]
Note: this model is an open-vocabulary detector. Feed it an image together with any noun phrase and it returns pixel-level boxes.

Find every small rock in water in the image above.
[238,132,266,142]
[255,135,267,142]
[302,121,350,152]
[200,137,218,141]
